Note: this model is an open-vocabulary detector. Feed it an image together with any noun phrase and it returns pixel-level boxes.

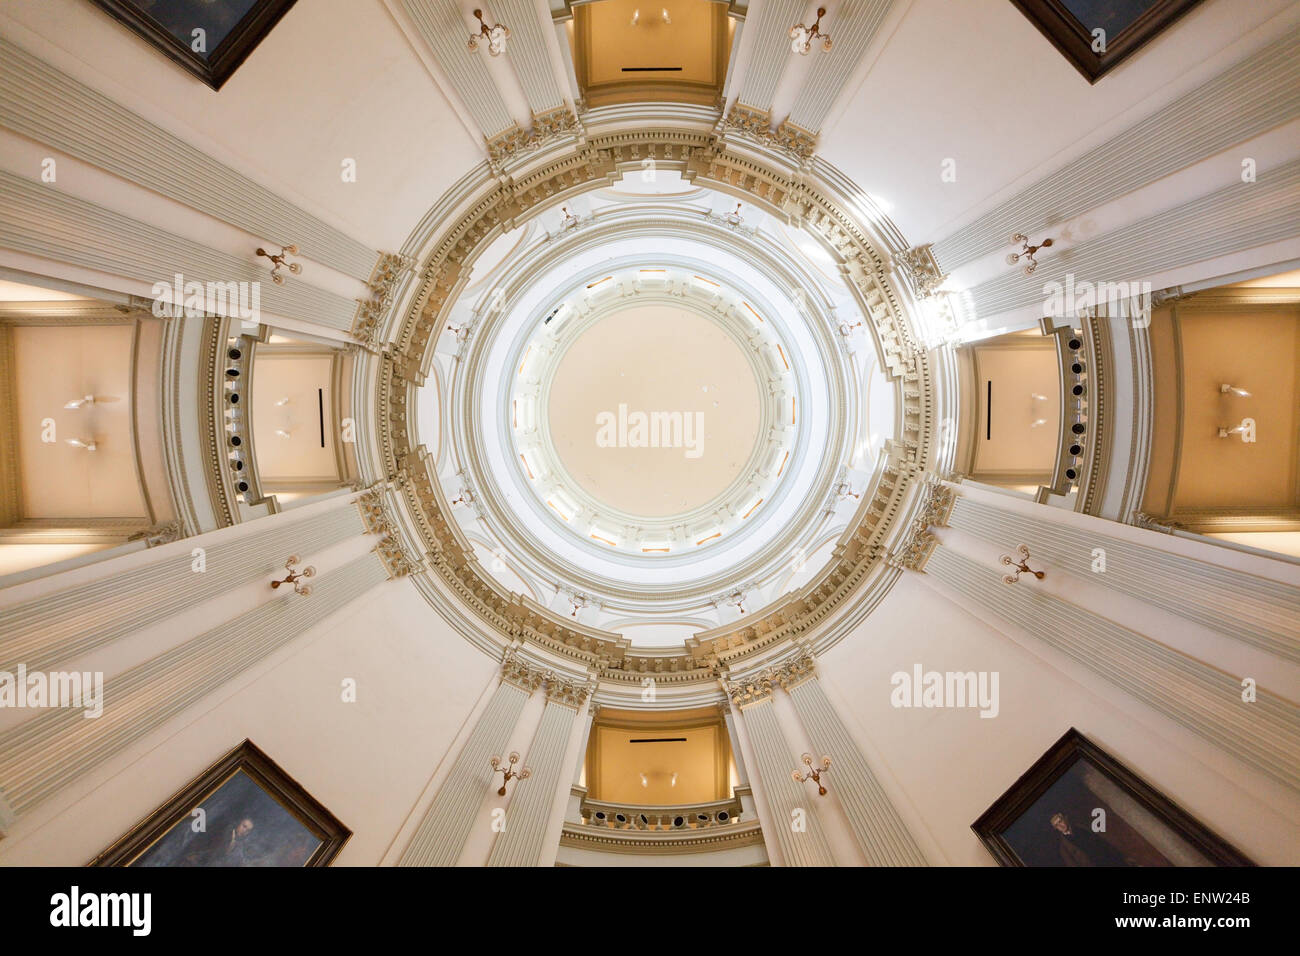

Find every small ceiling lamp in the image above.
[1000,544,1044,585]
[271,554,315,596]
[631,8,671,26]
[64,394,96,409]
[490,752,531,795]
[790,7,832,55]
[256,244,301,285]
[1006,233,1053,276]
[792,754,832,795]
[468,9,509,56]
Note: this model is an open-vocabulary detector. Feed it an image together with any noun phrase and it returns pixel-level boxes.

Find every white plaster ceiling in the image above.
[546,304,762,518]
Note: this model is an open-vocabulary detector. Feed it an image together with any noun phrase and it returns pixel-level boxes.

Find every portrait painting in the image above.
[91,740,350,867]
[972,729,1252,867]
[1009,0,1207,82]
[86,0,298,89]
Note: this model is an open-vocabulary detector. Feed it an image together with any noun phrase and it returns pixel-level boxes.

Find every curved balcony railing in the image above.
[578,795,743,831]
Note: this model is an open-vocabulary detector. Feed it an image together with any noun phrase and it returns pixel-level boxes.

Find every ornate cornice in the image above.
[559,820,765,854]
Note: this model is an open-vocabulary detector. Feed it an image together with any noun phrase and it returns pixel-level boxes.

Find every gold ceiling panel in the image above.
[573,0,732,107]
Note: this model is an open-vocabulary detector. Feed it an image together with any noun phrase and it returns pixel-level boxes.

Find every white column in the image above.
[486,681,586,867]
[925,545,1300,793]
[0,499,365,675]
[738,694,835,867]
[397,670,535,867]
[0,551,389,817]
[945,494,1300,663]
[786,676,927,865]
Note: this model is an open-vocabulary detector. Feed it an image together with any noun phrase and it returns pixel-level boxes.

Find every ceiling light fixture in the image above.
[271,554,315,596]
[790,7,832,55]
[1217,420,1256,440]
[631,7,670,26]
[1000,544,1045,585]
[64,394,96,409]
[490,752,531,795]
[256,244,301,285]
[468,9,509,56]
[1006,233,1053,276]
[792,753,832,794]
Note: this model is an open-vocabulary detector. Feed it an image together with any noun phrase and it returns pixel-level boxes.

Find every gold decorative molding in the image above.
[721,103,817,165]
[355,485,423,578]
[892,243,948,299]
[350,252,412,349]
[126,520,182,548]
[544,673,593,709]
[723,648,817,707]
[886,480,955,572]
[723,672,774,708]
[486,107,582,170]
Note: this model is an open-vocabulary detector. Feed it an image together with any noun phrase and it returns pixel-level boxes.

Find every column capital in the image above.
[500,648,547,693]
[544,673,593,709]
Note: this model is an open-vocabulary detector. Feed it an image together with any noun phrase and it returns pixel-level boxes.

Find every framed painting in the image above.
[90,739,350,867]
[972,728,1253,866]
[1010,0,1208,83]
[85,0,299,90]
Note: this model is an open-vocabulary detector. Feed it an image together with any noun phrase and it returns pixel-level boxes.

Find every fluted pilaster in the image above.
[485,682,586,867]
[0,502,366,675]
[787,676,927,866]
[946,495,1300,663]
[397,676,532,867]
[925,546,1300,792]
[740,696,835,866]
[0,551,389,816]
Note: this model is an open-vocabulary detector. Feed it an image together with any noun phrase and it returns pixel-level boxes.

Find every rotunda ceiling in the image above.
[377,118,939,676]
